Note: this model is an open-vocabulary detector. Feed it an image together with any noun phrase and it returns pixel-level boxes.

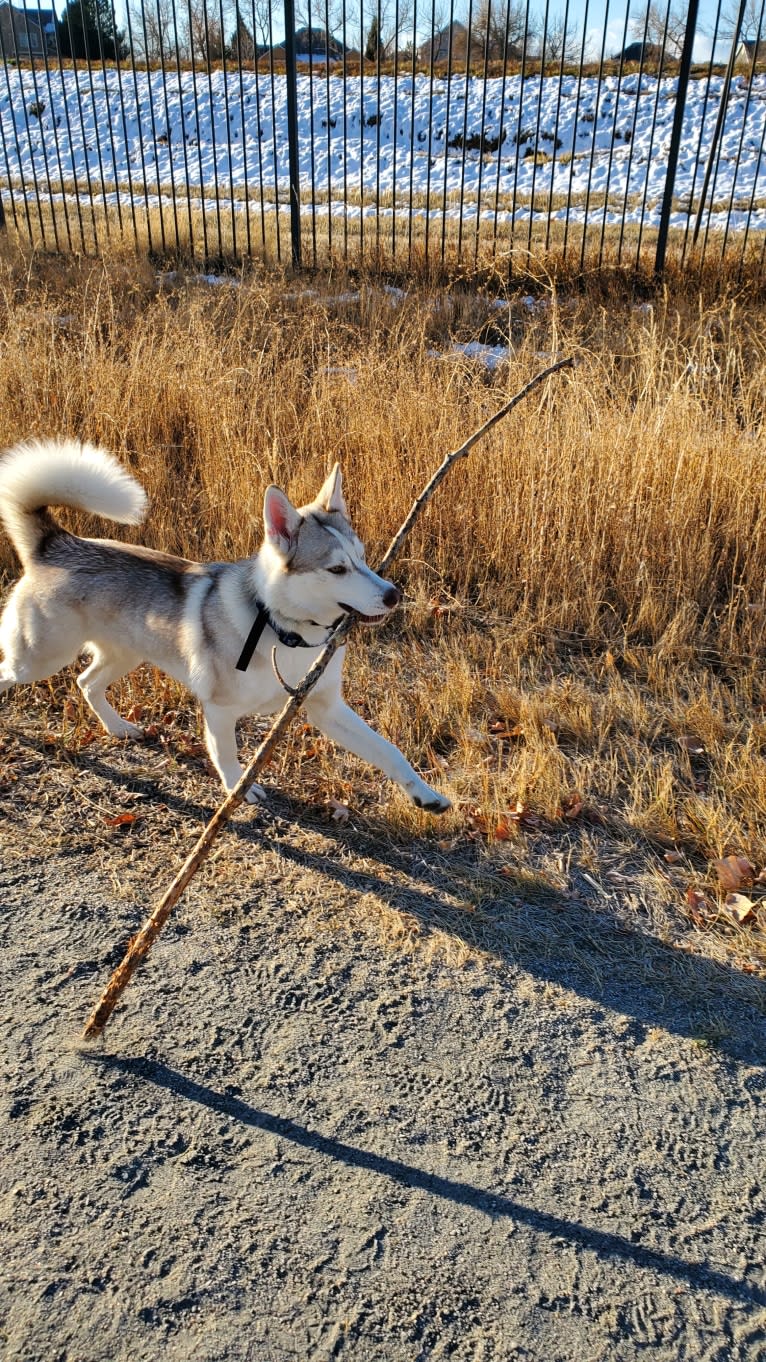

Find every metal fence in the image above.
[1,0,766,274]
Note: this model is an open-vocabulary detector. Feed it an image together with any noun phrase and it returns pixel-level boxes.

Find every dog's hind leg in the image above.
[202,702,266,804]
[77,646,143,739]
[304,694,451,813]
[0,650,78,693]
[0,592,80,694]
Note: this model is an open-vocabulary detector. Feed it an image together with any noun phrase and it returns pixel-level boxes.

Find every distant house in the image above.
[0,2,57,56]
[36,6,56,52]
[735,38,766,70]
[418,21,521,66]
[616,41,664,65]
[270,26,346,65]
[419,21,474,65]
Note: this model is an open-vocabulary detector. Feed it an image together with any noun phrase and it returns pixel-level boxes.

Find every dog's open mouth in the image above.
[339,604,390,626]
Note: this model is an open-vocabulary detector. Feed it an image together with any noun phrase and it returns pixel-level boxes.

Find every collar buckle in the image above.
[236,601,320,672]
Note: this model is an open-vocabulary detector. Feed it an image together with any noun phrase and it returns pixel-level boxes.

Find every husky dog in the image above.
[0,439,451,813]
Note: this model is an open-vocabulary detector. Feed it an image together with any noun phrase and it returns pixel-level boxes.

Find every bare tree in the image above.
[323,0,348,45]
[378,0,416,59]
[187,0,226,60]
[253,0,413,63]
[296,0,413,61]
[473,0,539,62]
[719,0,765,42]
[541,10,582,64]
[303,0,362,53]
[630,2,688,59]
[249,0,271,47]
[128,0,184,61]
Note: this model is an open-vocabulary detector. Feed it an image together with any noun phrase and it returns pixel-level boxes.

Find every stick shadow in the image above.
[83,1051,766,1311]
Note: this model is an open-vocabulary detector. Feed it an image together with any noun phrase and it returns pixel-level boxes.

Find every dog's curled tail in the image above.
[0,438,147,566]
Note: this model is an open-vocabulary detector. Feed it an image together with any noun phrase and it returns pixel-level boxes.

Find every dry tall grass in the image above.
[1,238,766,986]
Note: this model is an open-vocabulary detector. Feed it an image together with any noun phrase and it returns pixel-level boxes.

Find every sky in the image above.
[571,1,736,64]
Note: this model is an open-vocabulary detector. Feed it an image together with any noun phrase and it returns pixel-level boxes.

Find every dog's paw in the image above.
[412,790,452,815]
[244,782,267,805]
[108,719,143,741]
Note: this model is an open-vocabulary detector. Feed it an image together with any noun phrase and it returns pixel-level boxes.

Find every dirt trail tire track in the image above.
[1,755,766,1361]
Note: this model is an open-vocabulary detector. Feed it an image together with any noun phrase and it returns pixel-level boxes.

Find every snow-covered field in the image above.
[2,63,766,244]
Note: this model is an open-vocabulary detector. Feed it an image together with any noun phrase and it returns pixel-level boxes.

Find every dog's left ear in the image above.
[263,485,303,558]
[314,462,347,516]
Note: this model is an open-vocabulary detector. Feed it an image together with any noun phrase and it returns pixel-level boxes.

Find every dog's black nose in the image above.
[383,585,402,609]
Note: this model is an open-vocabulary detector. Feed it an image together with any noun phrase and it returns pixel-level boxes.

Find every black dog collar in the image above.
[236,602,343,672]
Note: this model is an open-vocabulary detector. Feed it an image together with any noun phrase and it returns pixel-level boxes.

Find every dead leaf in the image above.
[561,792,584,821]
[429,598,452,618]
[679,735,706,755]
[328,798,350,823]
[664,850,684,865]
[724,893,757,925]
[104,812,139,828]
[714,855,755,893]
[466,807,519,841]
[465,806,488,834]
[509,801,541,829]
[685,886,712,927]
[178,735,206,758]
[489,720,524,740]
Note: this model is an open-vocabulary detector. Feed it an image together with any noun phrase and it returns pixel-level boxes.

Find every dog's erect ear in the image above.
[263,486,302,558]
[314,462,347,516]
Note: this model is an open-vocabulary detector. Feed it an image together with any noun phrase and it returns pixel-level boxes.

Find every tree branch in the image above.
[81,355,573,1039]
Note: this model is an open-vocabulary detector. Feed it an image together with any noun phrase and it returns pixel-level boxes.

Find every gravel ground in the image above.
[1,717,765,1362]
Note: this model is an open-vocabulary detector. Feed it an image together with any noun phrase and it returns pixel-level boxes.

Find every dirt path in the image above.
[1,724,765,1362]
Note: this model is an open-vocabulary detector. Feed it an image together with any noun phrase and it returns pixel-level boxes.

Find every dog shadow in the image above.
[225,794,766,1070]
[17,732,766,1068]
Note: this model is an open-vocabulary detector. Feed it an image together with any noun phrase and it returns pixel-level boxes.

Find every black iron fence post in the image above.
[654,0,700,275]
[693,0,747,250]
[284,0,302,267]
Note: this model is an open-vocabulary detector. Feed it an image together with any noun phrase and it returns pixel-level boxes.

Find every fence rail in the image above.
[1,0,766,274]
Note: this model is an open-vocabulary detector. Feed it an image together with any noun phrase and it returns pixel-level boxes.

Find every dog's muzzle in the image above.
[338,585,401,625]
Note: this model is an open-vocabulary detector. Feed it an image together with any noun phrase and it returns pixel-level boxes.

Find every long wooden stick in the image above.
[82,355,573,1039]
[378,355,573,572]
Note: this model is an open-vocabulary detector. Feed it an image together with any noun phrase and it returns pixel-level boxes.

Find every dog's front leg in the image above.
[304,695,451,813]
[202,703,265,804]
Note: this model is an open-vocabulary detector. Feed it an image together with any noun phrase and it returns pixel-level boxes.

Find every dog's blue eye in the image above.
[328,564,347,575]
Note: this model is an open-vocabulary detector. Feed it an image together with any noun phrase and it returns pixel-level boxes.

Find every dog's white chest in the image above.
[215,639,341,719]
